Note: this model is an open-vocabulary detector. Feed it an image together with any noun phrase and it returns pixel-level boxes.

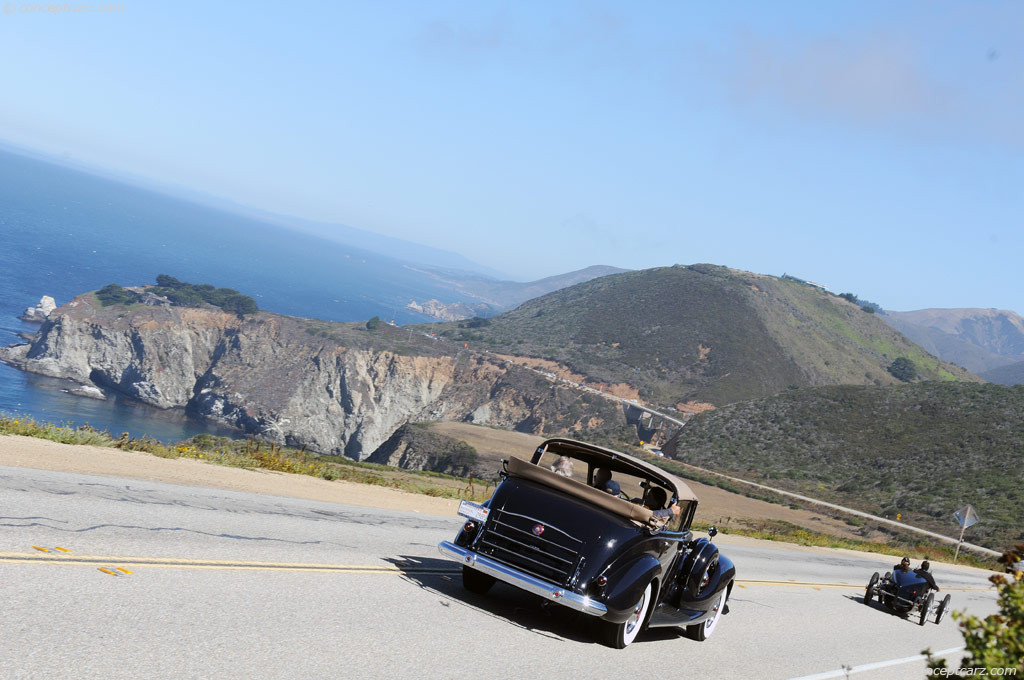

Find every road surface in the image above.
[1,465,1001,679]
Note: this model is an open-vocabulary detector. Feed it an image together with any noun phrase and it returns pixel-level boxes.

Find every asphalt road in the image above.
[1,465,1002,680]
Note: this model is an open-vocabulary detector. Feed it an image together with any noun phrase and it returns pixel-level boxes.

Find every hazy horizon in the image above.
[2,1,1021,311]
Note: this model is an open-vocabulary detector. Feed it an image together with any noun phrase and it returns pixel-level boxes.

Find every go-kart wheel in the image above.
[600,581,652,648]
[919,592,934,626]
[687,587,728,642]
[865,572,879,604]
[936,594,951,624]
[462,565,496,595]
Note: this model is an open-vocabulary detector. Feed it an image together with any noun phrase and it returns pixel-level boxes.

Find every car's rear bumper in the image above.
[438,540,607,617]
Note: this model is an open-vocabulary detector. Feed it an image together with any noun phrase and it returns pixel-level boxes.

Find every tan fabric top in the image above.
[534,438,698,503]
[505,456,659,527]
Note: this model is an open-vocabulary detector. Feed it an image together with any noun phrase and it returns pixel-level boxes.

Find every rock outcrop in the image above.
[366,423,482,477]
[1,294,626,459]
[406,299,493,321]
[20,295,57,322]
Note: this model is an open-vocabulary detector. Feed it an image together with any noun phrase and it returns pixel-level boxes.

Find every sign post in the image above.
[952,504,980,563]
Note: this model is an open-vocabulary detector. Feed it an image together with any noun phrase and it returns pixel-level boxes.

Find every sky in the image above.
[1,1,1021,312]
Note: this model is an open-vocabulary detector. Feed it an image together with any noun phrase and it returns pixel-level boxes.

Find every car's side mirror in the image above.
[708,526,718,540]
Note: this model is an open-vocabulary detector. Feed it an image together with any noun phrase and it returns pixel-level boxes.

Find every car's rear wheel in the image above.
[936,594,951,624]
[687,587,728,641]
[865,572,879,604]
[462,565,496,595]
[919,592,934,626]
[600,582,652,648]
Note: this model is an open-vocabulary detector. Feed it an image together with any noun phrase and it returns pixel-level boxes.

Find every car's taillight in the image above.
[595,575,608,588]
[463,521,478,534]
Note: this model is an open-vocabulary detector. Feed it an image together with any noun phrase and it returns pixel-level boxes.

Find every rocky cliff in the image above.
[0,294,625,459]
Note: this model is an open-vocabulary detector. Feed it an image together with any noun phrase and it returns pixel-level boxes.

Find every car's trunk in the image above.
[475,477,639,588]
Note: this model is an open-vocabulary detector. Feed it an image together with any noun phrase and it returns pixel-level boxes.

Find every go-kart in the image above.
[864,569,950,625]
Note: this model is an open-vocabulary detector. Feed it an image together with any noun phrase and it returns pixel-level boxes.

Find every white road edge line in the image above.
[786,646,965,680]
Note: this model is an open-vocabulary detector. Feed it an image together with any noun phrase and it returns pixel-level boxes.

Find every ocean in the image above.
[0,149,471,442]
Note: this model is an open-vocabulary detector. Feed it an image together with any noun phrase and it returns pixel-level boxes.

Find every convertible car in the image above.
[438,438,736,648]
[864,569,950,625]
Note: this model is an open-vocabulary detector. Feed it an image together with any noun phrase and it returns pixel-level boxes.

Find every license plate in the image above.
[458,500,489,523]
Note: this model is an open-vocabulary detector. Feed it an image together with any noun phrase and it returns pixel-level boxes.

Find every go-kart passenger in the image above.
[894,556,912,573]
[915,561,941,592]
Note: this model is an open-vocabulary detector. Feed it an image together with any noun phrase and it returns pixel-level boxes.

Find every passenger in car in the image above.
[550,456,574,477]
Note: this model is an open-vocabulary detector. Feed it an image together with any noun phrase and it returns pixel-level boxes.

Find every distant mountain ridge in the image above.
[884,308,1024,383]
[402,264,628,319]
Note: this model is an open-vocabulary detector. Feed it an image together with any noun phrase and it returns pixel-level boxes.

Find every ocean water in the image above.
[0,150,470,442]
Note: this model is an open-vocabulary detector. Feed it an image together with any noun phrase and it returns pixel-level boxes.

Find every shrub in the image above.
[888,357,919,382]
[95,284,140,307]
[927,545,1024,674]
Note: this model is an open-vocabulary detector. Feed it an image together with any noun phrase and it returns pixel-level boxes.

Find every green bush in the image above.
[95,284,140,307]
[928,546,1024,674]
[149,275,259,316]
[888,357,918,382]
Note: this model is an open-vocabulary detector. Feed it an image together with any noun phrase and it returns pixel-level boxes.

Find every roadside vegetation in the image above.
[928,546,1024,674]
[0,414,493,503]
[668,382,1024,551]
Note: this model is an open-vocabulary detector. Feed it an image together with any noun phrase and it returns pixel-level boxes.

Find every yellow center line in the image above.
[0,552,459,574]
[0,553,996,588]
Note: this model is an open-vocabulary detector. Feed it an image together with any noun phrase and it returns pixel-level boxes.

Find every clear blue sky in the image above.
[1,1,1020,312]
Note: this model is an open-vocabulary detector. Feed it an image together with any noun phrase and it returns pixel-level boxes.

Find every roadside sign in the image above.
[954,504,980,529]
[953,504,980,563]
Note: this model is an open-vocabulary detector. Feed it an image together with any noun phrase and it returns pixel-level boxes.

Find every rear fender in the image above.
[600,555,661,623]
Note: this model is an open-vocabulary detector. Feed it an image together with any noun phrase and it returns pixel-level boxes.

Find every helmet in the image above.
[921,560,930,571]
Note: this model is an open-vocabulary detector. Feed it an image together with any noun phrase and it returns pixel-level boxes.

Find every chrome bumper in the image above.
[438,541,607,617]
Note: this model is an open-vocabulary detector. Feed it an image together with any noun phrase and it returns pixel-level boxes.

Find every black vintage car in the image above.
[438,438,736,648]
[864,568,950,626]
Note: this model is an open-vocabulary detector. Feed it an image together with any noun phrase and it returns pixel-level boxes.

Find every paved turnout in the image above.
[1,465,1001,680]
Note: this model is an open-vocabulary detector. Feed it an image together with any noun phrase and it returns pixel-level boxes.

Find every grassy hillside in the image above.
[666,382,1024,550]
[429,264,977,407]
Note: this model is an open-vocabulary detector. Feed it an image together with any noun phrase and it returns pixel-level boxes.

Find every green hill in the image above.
[664,382,1024,550]
[431,264,978,407]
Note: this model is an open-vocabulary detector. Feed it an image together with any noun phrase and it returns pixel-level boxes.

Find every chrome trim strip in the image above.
[438,541,607,617]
